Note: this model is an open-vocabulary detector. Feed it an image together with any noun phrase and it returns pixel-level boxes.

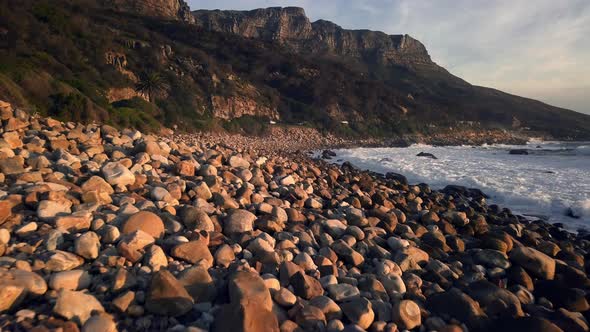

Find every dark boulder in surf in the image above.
[385,172,408,185]
[509,149,529,155]
[322,150,337,159]
[416,152,438,159]
[443,185,489,199]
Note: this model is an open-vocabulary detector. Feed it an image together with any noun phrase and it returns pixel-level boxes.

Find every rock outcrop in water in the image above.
[0,99,589,331]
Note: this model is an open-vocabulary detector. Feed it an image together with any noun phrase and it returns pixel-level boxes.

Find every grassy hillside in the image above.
[0,0,589,138]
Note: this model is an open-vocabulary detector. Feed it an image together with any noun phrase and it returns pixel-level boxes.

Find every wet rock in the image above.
[466,280,524,317]
[326,283,360,302]
[417,152,437,159]
[509,149,529,155]
[535,280,590,312]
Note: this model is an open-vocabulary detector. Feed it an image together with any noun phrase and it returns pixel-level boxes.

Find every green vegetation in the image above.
[134,72,169,102]
[222,116,268,136]
[108,97,161,131]
[48,93,88,121]
[0,0,589,138]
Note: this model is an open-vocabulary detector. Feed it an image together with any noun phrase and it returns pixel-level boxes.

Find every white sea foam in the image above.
[333,141,590,230]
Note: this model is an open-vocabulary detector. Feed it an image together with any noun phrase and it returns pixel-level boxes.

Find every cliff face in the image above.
[192,7,434,68]
[102,0,195,23]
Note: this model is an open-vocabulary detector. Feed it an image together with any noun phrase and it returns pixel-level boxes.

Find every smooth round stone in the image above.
[122,211,165,238]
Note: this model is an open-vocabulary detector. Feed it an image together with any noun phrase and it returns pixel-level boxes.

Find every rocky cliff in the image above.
[102,0,195,23]
[192,7,435,68]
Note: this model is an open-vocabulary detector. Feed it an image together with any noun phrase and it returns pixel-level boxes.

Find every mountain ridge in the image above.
[0,0,589,139]
[191,7,440,71]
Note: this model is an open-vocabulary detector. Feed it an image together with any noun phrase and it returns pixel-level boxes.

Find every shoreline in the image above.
[0,101,588,331]
[173,125,532,155]
[326,143,590,232]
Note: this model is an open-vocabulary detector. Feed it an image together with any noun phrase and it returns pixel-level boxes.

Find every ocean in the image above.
[332,141,590,231]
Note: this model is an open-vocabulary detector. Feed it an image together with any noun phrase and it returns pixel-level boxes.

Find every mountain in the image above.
[0,0,589,139]
[101,0,195,23]
[192,7,436,69]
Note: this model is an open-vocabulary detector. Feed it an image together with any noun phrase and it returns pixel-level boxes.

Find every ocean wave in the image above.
[576,145,590,156]
[569,200,590,219]
[334,142,590,230]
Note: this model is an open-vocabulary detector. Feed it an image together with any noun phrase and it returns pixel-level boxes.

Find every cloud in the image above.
[187,0,590,114]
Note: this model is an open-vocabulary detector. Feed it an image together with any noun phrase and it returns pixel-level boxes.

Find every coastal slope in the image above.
[0,99,588,331]
[0,0,589,140]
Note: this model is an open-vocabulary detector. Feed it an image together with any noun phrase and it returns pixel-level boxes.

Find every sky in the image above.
[188,0,590,115]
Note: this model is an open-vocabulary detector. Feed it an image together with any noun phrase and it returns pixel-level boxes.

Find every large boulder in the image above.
[535,280,590,312]
[466,280,524,317]
[178,266,216,303]
[214,271,278,332]
[224,209,256,234]
[510,246,556,280]
[0,269,47,296]
[427,288,488,330]
[145,270,194,316]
